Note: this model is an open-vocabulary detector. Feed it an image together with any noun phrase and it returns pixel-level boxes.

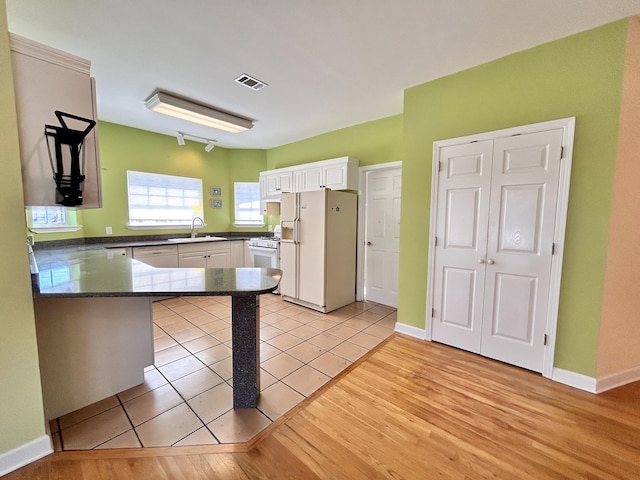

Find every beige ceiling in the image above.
[6,0,640,149]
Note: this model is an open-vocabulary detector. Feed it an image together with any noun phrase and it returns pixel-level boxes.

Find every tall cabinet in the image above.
[10,34,102,208]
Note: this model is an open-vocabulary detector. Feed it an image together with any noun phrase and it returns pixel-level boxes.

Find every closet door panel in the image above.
[431,140,493,353]
[481,129,563,372]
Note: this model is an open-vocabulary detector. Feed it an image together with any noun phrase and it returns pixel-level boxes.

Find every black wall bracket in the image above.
[44,111,96,207]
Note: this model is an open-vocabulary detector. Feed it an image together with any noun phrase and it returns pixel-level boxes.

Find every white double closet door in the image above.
[431,128,564,373]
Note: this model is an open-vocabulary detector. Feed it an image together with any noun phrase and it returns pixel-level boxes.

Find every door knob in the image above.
[366,241,373,246]
[478,258,485,264]
[486,258,495,265]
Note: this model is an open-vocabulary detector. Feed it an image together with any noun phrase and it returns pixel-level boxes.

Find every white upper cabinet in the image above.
[260,156,358,201]
[300,166,323,191]
[301,157,359,191]
[262,170,294,199]
[10,34,102,208]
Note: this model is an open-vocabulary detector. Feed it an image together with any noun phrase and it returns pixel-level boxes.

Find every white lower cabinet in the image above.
[132,245,178,268]
[178,241,231,268]
[231,240,245,267]
[125,240,245,269]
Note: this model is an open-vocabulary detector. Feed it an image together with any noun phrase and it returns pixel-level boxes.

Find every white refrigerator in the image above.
[279,189,357,313]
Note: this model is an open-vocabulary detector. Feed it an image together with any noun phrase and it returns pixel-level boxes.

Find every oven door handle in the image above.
[248,245,278,253]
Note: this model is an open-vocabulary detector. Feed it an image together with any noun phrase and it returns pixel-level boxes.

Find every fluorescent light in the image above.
[205,141,215,152]
[145,90,253,133]
[176,132,185,145]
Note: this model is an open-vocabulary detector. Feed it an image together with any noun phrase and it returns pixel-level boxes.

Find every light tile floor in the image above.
[49,294,396,450]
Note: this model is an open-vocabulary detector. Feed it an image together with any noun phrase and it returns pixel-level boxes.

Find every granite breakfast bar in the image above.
[32,247,281,419]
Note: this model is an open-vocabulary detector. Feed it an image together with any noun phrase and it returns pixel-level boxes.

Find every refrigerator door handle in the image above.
[294,192,301,244]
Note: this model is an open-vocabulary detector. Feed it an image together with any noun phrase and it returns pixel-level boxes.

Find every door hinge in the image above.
[434,236,438,247]
[438,161,443,172]
[544,334,548,346]
[431,308,435,318]
[560,146,565,160]
[551,243,556,255]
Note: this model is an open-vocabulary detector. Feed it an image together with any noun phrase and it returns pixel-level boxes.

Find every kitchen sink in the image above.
[167,236,227,243]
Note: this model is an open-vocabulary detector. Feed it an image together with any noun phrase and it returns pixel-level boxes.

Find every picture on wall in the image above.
[212,199,222,208]
[211,187,221,196]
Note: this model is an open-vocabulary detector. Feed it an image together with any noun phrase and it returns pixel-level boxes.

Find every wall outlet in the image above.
[105,226,113,235]
[268,225,273,231]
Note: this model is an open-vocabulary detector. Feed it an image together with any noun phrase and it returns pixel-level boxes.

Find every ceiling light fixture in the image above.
[204,141,215,152]
[176,132,185,146]
[145,90,254,133]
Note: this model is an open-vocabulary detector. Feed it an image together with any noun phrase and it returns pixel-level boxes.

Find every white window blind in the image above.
[30,206,67,226]
[234,182,263,226]
[26,206,82,233]
[127,171,203,227]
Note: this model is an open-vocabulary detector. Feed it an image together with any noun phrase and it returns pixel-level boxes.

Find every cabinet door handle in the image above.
[367,241,373,246]
[478,258,485,264]
[486,258,495,265]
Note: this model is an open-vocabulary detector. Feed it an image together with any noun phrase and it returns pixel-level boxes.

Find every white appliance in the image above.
[248,227,280,293]
[279,189,357,313]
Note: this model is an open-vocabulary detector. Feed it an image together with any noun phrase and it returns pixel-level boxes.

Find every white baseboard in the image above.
[595,365,640,393]
[552,365,640,394]
[394,322,427,340]
[551,368,597,393]
[0,435,52,477]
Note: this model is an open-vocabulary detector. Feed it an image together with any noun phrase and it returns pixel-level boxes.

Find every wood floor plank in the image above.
[4,334,640,479]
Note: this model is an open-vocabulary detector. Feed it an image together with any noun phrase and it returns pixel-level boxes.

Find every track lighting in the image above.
[145,90,254,133]
[175,132,218,152]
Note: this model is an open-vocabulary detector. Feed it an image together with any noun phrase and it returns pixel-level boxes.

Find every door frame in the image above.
[425,118,575,378]
[356,160,403,302]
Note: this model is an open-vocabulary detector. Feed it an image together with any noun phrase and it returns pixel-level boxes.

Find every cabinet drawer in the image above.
[132,244,177,257]
[178,240,229,254]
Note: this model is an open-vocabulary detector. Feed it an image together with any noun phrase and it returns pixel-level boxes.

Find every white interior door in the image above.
[431,128,564,373]
[364,167,402,307]
[431,140,493,353]
[480,129,563,371]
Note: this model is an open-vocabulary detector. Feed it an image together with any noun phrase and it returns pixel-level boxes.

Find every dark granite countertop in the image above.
[33,248,281,298]
[34,232,272,251]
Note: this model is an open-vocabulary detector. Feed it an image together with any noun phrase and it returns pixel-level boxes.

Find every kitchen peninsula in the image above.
[32,246,281,419]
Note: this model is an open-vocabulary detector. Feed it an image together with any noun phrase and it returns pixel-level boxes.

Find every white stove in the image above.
[247,227,281,293]
[248,236,280,249]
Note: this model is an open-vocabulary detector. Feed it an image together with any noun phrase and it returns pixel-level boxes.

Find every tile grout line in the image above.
[113,392,143,449]
[151,333,228,446]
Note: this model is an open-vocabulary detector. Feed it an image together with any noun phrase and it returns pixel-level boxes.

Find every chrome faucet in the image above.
[191,216,205,238]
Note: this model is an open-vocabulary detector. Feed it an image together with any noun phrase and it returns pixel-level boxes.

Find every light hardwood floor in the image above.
[6,334,640,479]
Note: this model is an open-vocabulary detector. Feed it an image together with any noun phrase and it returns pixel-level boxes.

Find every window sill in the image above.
[232,223,265,228]
[29,225,83,234]
[126,224,205,231]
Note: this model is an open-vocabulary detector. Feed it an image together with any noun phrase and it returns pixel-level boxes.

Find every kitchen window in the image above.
[26,206,82,233]
[233,182,263,227]
[127,170,203,229]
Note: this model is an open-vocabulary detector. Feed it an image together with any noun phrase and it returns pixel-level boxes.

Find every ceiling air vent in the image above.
[234,73,267,91]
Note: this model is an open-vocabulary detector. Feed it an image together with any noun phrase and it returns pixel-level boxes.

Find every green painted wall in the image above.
[0,0,47,454]
[81,122,268,237]
[267,114,403,169]
[400,20,628,376]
